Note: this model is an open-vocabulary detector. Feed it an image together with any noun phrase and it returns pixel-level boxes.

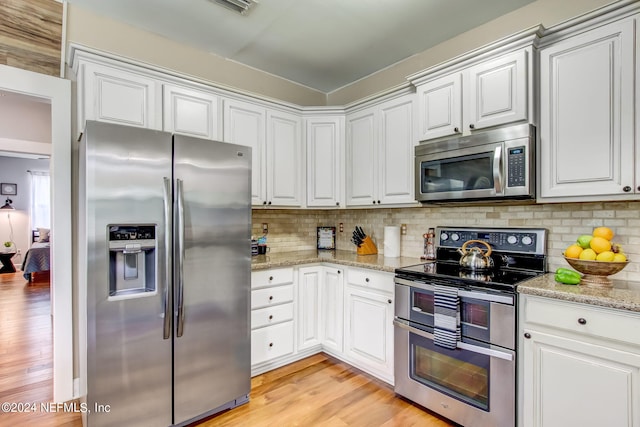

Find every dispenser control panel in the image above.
[109,225,156,241]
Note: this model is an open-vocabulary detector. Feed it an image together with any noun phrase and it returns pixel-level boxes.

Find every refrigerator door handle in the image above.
[176,178,186,337]
[162,177,172,340]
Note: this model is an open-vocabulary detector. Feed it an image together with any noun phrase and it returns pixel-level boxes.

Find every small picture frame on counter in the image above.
[317,226,336,250]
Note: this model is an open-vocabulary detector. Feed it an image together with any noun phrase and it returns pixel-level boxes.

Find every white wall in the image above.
[0,156,50,264]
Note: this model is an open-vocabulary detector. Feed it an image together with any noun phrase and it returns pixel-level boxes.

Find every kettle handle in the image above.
[461,240,492,257]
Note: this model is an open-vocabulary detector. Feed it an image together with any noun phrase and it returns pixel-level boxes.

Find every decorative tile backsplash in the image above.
[252,201,640,282]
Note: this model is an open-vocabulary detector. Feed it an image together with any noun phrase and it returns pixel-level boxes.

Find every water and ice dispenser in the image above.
[108,225,157,297]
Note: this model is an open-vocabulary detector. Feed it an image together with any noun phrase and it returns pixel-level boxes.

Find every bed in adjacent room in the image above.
[22,228,51,282]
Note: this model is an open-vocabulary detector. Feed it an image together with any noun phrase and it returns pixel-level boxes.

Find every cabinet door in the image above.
[297,267,321,351]
[378,95,416,205]
[466,50,527,131]
[306,116,343,207]
[251,321,295,366]
[344,285,394,381]
[163,84,220,140]
[80,62,161,130]
[416,73,462,141]
[346,107,377,206]
[320,266,344,353]
[521,329,640,427]
[223,99,266,205]
[539,19,635,199]
[267,110,303,206]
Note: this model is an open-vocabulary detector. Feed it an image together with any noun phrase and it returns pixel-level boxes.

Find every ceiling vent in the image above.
[211,0,258,16]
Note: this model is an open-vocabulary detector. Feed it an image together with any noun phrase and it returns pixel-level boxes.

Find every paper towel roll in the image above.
[384,226,401,258]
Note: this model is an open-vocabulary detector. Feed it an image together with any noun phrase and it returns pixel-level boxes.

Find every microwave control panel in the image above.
[507,146,526,187]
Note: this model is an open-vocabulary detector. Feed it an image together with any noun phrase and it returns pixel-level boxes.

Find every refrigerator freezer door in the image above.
[83,121,173,427]
[172,135,252,424]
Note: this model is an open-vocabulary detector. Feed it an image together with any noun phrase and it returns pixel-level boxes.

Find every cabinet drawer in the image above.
[251,321,294,365]
[251,285,294,309]
[523,296,640,347]
[346,267,393,293]
[251,303,294,329]
[252,268,294,289]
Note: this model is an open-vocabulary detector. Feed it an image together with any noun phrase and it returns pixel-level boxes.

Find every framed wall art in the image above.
[0,183,17,195]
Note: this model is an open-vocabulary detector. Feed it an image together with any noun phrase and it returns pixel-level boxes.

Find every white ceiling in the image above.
[68,0,534,93]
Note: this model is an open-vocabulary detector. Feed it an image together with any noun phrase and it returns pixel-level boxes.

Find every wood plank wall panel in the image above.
[0,0,63,76]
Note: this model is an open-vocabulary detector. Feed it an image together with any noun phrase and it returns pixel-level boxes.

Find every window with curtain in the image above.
[29,171,50,229]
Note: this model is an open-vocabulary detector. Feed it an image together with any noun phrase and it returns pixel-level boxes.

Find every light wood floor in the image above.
[0,270,454,427]
[0,271,81,427]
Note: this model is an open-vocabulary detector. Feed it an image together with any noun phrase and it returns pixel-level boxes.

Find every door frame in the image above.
[0,65,73,403]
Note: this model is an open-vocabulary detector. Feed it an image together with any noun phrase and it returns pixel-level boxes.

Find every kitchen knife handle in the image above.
[176,178,186,338]
[162,177,172,340]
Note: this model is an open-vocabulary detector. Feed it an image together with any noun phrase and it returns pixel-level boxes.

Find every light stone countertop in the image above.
[251,249,424,274]
[517,273,640,313]
[253,251,640,313]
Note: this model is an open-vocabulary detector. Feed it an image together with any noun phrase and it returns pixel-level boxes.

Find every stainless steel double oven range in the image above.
[394,226,547,427]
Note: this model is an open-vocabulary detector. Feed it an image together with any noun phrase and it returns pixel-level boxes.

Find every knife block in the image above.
[357,236,378,255]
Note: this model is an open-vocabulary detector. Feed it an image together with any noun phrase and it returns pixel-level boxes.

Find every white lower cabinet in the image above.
[252,264,393,384]
[320,266,344,353]
[297,266,322,352]
[250,268,295,372]
[519,294,640,427]
[251,322,295,366]
[343,268,394,383]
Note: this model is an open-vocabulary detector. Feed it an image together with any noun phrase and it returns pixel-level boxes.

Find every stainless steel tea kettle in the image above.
[457,240,494,270]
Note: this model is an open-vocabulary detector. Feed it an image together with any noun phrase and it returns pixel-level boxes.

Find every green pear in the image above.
[576,234,593,249]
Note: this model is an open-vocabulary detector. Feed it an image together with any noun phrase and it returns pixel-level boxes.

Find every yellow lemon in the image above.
[579,248,597,260]
[564,244,583,259]
[593,226,614,241]
[595,251,615,262]
[613,253,627,262]
[590,236,611,254]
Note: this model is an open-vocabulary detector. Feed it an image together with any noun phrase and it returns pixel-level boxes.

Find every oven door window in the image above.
[410,288,434,327]
[460,297,490,343]
[410,331,490,410]
[421,152,494,194]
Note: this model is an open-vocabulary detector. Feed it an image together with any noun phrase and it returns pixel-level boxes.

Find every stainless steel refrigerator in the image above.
[79,120,251,426]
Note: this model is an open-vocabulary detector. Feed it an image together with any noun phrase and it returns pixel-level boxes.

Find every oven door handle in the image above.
[393,319,514,362]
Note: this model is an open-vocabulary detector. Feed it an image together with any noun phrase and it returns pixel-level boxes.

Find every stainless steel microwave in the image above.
[415,124,535,202]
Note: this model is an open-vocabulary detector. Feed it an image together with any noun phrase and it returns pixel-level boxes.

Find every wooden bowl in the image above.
[563,256,629,287]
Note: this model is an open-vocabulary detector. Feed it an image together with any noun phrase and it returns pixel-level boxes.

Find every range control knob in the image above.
[507,235,518,245]
[450,233,460,241]
[522,236,533,246]
[440,232,449,241]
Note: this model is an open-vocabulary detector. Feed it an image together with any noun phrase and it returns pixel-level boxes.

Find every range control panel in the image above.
[436,226,546,255]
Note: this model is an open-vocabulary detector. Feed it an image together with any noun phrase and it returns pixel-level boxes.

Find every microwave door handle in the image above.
[493,146,503,195]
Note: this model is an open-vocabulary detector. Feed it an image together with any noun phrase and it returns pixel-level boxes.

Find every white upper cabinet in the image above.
[267,110,303,207]
[539,18,636,201]
[76,60,162,132]
[412,46,533,142]
[346,106,378,206]
[223,98,303,207]
[346,93,416,207]
[223,99,266,205]
[306,116,344,207]
[163,84,221,140]
[466,50,527,131]
[379,96,416,205]
[417,73,462,140]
